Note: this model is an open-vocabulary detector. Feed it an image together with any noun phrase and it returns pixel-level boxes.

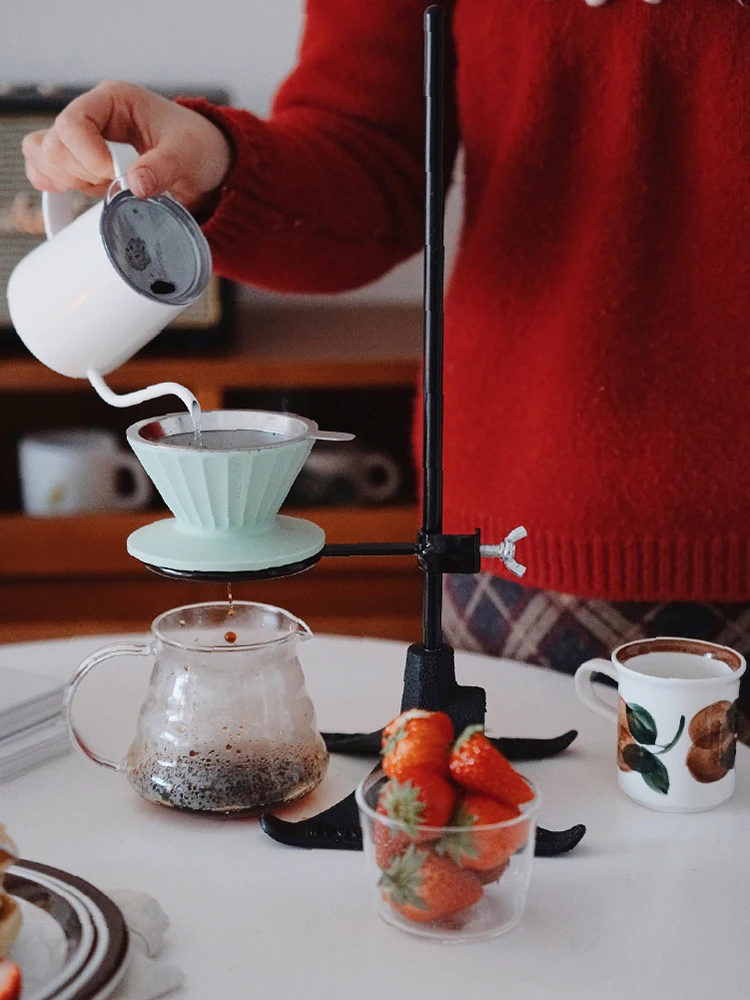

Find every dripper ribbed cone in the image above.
[127,410,319,534]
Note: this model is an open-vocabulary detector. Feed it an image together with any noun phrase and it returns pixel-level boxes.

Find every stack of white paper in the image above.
[0,667,70,783]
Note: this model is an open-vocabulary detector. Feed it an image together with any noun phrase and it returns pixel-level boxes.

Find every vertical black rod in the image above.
[422,5,446,650]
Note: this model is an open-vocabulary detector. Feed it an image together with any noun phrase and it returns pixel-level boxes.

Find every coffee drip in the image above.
[225,584,236,642]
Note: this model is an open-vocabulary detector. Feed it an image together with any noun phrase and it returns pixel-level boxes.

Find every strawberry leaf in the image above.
[435,802,479,865]
[379,778,425,837]
[381,725,408,758]
[453,723,485,752]
[379,844,429,909]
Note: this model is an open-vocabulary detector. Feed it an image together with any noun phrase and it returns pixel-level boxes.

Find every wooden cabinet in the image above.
[0,305,425,643]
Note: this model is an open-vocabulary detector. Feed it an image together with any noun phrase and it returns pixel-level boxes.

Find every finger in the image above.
[24,156,110,198]
[23,132,79,192]
[127,144,183,198]
[24,160,68,193]
[40,129,110,186]
[53,81,128,179]
[21,128,51,166]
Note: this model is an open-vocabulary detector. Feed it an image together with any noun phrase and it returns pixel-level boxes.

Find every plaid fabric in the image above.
[443,573,750,737]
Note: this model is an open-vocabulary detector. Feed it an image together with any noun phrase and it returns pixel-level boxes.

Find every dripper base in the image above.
[127,514,325,574]
[144,552,323,583]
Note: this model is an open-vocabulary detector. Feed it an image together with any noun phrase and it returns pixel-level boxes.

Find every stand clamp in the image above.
[415,525,527,578]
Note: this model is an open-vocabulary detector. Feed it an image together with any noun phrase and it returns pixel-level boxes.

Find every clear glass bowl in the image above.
[355,768,541,942]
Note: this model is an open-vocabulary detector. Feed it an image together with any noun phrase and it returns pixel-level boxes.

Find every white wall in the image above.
[1,0,461,306]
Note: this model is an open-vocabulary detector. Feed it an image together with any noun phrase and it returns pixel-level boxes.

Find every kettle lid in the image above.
[101,188,211,306]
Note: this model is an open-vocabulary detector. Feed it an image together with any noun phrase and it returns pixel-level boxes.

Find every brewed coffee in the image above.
[125,740,329,813]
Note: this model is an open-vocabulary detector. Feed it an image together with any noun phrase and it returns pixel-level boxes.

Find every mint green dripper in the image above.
[125,409,353,577]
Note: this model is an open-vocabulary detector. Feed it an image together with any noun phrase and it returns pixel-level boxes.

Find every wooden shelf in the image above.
[0,505,419,578]
[0,505,424,643]
[0,304,422,394]
[0,304,424,642]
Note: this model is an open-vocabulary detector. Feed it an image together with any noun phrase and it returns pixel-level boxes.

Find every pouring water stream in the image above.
[87,369,203,445]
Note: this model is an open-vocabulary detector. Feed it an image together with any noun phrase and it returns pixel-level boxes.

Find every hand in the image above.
[22,80,233,212]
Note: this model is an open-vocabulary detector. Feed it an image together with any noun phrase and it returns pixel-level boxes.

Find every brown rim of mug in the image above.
[615,636,744,674]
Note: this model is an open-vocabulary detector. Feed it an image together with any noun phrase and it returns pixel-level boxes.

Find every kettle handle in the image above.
[42,141,139,238]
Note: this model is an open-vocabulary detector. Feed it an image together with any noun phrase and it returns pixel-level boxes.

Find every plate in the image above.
[5,861,129,1000]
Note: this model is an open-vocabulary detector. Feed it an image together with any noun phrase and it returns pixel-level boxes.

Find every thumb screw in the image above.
[480,525,528,577]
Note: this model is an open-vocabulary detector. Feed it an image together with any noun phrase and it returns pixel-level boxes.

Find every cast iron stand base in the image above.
[260,643,586,857]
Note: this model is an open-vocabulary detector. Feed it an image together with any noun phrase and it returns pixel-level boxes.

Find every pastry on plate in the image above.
[0,827,21,959]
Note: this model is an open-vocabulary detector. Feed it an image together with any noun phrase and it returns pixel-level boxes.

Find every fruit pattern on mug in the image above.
[685,700,738,783]
[376,710,535,925]
[616,697,685,795]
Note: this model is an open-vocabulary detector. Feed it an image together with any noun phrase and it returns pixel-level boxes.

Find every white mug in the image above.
[289,444,402,506]
[18,429,152,515]
[7,142,211,379]
[575,637,745,812]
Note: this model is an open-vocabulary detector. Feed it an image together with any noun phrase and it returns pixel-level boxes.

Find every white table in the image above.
[2,633,748,999]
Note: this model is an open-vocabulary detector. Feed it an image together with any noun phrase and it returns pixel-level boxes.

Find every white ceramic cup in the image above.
[18,429,152,515]
[574,637,745,812]
[7,142,210,378]
[290,444,402,506]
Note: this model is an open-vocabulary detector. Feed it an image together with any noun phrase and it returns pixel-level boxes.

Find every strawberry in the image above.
[449,725,534,806]
[0,961,21,1000]
[373,819,413,870]
[379,844,483,923]
[381,710,453,779]
[377,770,456,836]
[437,793,528,870]
[475,860,510,886]
[373,770,455,868]
[382,709,454,745]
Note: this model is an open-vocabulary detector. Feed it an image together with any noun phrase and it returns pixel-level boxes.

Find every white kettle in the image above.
[7,142,212,379]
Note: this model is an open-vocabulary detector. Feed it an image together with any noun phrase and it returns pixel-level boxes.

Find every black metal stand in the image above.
[260,6,586,858]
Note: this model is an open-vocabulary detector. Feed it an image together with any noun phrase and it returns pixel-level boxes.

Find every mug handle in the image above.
[574,658,619,723]
[359,452,402,504]
[109,453,153,510]
[42,141,139,238]
[64,641,152,771]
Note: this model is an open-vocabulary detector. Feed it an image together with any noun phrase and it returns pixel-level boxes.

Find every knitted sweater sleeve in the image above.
[178,0,458,293]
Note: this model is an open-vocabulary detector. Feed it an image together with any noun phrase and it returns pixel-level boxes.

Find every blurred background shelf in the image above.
[0,505,422,644]
[0,305,422,398]
[0,304,424,644]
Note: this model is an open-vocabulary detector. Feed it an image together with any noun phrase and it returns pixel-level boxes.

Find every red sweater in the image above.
[182,0,750,603]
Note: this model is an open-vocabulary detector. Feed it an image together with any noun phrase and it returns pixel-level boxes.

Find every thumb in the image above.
[127,145,182,199]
